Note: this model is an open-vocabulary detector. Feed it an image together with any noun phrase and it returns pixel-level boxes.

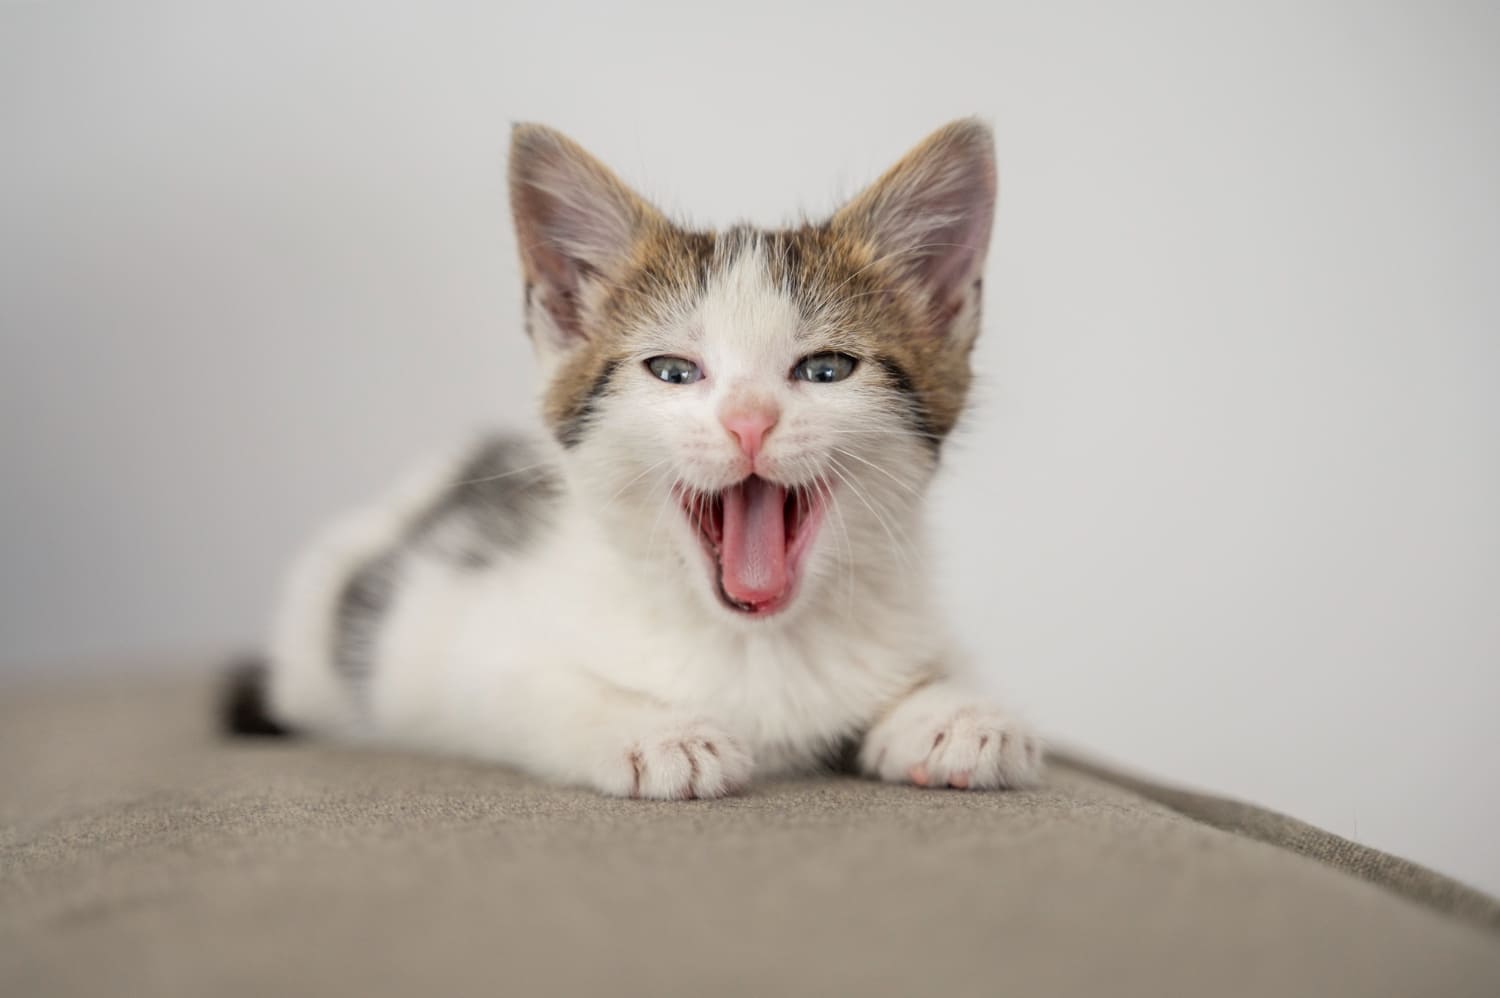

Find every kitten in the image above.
[232,119,1043,799]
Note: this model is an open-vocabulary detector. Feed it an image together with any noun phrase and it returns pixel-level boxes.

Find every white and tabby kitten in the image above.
[245,119,1043,799]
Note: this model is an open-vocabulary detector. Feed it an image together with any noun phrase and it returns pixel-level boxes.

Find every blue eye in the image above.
[792,352,858,384]
[646,356,703,385]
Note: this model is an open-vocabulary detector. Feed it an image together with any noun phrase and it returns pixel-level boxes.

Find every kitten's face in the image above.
[510,122,995,622]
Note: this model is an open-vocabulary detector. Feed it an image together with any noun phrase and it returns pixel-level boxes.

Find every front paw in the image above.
[593,718,753,800]
[860,685,1042,790]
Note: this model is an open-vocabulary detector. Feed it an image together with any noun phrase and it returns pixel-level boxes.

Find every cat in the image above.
[227,118,1044,800]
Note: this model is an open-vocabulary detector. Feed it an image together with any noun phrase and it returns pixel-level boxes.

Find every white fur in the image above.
[267,232,1041,799]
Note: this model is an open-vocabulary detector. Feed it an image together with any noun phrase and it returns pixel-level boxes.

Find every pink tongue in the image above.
[718,477,789,605]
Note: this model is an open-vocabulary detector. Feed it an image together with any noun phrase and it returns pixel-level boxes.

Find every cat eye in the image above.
[645,356,703,385]
[791,352,858,384]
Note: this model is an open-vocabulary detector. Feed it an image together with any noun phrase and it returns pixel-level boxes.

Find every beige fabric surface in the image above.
[2,673,1498,998]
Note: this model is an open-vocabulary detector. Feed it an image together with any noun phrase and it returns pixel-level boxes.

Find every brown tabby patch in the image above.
[519,120,991,450]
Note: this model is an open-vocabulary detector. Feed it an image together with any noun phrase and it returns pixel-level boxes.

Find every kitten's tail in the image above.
[219,655,296,738]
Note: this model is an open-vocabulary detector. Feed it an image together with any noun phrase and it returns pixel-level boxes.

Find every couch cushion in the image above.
[2,673,1497,997]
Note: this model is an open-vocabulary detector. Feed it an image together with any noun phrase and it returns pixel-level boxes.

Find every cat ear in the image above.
[509,124,663,348]
[830,119,996,333]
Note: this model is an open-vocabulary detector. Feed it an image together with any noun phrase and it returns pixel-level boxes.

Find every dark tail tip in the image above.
[220,656,296,738]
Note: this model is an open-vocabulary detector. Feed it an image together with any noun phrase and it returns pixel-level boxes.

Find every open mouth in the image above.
[679,476,827,617]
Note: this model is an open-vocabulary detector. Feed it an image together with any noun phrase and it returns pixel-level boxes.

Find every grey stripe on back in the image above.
[333,550,402,687]
[332,435,560,691]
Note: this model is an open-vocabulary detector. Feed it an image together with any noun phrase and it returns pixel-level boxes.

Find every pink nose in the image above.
[721,405,779,460]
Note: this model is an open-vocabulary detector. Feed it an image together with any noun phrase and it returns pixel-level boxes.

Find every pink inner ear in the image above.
[834,120,996,311]
[918,200,990,305]
[509,125,657,344]
[882,156,994,307]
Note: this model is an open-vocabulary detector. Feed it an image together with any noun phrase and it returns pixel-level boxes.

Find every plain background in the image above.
[3,2,1497,895]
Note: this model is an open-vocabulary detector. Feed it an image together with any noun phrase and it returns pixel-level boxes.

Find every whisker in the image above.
[814,426,949,446]
[829,446,924,500]
[824,455,916,574]
[603,458,671,510]
[645,468,684,562]
[803,456,856,621]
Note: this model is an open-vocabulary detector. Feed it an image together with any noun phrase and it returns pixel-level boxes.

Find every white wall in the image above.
[3,2,1497,895]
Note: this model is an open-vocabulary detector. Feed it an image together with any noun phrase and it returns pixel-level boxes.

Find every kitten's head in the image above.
[509,120,995,623]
